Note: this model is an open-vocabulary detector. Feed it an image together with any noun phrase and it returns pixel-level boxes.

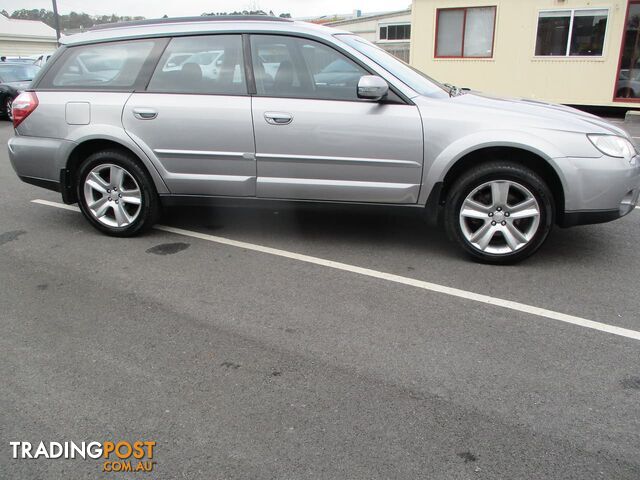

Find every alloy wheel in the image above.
[83,164,142,228]
[459,180,541,255]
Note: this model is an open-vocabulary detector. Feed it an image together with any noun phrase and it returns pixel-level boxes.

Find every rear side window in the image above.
[41,40,156,89]
[147,35,247,95]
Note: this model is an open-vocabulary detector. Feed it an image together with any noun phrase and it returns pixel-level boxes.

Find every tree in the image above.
[7,9,146,31]
[201,10,290,17]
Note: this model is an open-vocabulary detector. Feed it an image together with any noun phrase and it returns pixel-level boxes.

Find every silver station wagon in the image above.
[8,16,640,263]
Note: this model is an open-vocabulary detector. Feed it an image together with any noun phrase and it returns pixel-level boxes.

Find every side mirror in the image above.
[357,75,389,101]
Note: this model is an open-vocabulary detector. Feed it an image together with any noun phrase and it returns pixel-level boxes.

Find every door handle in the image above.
[264,112,293,125]
[133,108,158,120]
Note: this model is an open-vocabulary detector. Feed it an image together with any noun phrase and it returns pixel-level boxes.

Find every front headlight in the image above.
[587,134,636,160]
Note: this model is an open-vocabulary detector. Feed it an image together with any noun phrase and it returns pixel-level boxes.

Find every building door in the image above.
[615,2,640,101]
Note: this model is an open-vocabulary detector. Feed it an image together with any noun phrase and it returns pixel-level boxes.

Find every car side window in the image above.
[45,40,156,89]
[147,35,246,95]
[251,35,367,101]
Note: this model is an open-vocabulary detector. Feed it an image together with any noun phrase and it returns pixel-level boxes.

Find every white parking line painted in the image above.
[33,199,80,212]
[32,198,640,342]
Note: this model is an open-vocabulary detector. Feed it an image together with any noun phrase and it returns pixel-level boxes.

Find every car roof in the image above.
[61,16,348,46]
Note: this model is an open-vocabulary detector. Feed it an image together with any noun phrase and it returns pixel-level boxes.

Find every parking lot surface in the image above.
[1,119,640,479]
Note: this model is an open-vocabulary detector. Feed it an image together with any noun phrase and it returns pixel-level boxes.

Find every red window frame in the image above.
[434,6,497,59]
[613,0,640,103]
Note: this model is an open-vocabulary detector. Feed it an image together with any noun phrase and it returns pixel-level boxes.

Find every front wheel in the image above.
[444,162,554,264]
[76,150,160,236]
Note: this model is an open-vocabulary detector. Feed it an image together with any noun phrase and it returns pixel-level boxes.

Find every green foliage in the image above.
[6,9,145,31]
[201,10,291,18]
[3,7,291,31]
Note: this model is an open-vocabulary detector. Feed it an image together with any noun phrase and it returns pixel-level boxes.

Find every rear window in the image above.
[0,64,39,82]
[40,40,156,90]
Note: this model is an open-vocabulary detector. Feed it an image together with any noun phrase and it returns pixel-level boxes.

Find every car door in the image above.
[123,34,256,197]
[250,35,424,204]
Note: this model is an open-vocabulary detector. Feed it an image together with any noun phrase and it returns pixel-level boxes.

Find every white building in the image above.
[325,9,413,62]
[0,14,58,57]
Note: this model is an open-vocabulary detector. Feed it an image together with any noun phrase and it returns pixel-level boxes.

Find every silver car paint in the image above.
[14,91,169,194]
[252,97,423,203]
[413,93,637,211]
[7,19,640,217]
[122,93,255,196]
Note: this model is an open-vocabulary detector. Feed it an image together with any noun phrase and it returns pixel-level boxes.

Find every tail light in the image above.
[12,91,39,128]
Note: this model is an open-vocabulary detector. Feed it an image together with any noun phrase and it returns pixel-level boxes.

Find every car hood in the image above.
[439,92,629,138]
[3,80,31,92]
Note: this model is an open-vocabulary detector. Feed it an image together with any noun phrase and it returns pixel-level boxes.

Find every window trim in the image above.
[613,1,640,103]
[34,32,414,104]
[145,34,250,97]
[247,33,411,105]
[534,7,610,58]
[378,22,411,43]
[35,38,168,92]
[434,6,497,59]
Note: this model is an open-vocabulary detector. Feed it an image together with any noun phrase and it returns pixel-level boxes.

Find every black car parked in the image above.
[0,63,39,122]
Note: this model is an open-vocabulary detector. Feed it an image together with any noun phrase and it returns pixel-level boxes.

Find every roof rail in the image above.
[89,15,293,31]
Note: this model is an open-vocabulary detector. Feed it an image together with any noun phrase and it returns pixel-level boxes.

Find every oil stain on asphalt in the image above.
[0,230,26,246]
[146,242,190,255]
[221,362,241,369]
[621,376,640,390]
[457,452,478,463]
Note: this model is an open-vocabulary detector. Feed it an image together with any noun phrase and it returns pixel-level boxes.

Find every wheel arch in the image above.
[425,143,567,226]
[63,136,168,204]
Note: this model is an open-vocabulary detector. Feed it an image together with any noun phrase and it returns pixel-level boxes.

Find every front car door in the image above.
[250,34,423,204]
[123,34,256,197]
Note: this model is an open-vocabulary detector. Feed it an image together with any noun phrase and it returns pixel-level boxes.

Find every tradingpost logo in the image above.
[10,440,157,473]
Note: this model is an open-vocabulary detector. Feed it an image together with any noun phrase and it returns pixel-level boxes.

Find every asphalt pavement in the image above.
[1,119,639,479]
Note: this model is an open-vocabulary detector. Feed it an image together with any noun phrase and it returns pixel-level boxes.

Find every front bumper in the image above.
[558,153,640,227]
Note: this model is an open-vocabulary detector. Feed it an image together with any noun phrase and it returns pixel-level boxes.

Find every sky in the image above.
[1,0,412,18]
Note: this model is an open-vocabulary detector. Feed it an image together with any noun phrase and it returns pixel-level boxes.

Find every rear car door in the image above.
[123,34,256,197]
[250,35,424,204]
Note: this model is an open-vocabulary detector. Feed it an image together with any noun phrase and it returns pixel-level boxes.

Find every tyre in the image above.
[4,96,13,122]
[76,150,160,236]
[444,162,554,264]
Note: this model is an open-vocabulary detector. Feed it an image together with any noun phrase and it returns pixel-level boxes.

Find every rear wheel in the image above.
[4,96,13,122]
[444,162,554,264]
[76,150,159,236]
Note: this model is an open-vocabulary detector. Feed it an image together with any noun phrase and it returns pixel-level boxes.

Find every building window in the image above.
[435,6,496,58]
[535,9,608,56]
[379,24,411,41]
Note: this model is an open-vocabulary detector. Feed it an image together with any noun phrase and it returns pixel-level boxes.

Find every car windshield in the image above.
[337,34,449,98]
[0,64,39,82]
